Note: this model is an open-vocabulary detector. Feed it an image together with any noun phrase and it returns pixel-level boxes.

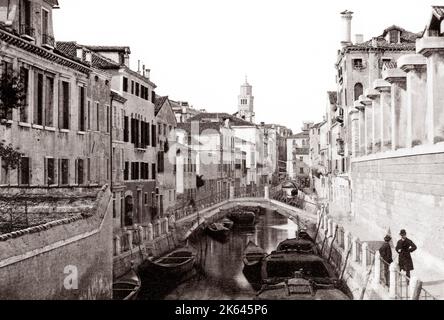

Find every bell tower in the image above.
[237,76,255,123]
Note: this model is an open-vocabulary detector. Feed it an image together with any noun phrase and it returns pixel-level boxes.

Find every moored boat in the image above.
[220,218,234,230]
[261,252,336,286]
[138,246,196,286]
[206,222,230,241]
[112,268,141,300]
[276,238,319,254]
[228,210,256,225]
[255,274,350,300]
[243,241,266,268]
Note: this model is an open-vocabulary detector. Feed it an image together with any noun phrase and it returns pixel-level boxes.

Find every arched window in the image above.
[354,83,363,101]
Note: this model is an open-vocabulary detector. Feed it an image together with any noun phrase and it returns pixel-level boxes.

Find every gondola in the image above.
[242,241,266,289]
[206,222,230,241]
[243,241,266,271]
[112,268,141,300]
[138,246,196,285]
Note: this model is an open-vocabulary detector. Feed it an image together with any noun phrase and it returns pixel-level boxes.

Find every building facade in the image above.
[154,96,177,215]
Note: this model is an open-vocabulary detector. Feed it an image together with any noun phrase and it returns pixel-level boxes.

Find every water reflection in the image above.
[160,208,298,300]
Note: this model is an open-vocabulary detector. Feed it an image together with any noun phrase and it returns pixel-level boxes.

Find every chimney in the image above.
[85,51,92,63]
[355,34,364,44]
[137,60,141,74]
[142,64,146,77]
[340,10,353,46]
[76,48,83,60]
[145,69,151,79]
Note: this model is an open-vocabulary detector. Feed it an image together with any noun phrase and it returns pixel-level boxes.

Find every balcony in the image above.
[42,34,55,50]
[19,24,35,41]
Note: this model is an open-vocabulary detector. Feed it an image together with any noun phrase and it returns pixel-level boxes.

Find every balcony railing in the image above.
[42,34,55,49]
[19,24,35,40]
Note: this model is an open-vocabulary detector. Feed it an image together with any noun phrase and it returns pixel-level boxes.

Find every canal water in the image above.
[141,208,300,300]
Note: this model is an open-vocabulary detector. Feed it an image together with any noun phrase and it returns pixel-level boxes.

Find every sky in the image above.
[54,0,440,133]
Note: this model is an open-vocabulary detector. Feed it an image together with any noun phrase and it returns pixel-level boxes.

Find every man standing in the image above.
[379,235,393,287]
[395,229,417,282]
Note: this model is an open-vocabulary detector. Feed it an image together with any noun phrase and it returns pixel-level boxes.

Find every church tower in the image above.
[237,76,255,123]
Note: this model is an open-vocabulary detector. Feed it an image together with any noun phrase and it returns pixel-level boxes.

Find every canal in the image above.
[139,208,301,300]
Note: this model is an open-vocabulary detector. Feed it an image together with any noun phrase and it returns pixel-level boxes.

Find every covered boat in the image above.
[276,238,319,254]
[261,252,336,286]
[112,268,141,300]
[227,210,256,225]
[255,274,350,300]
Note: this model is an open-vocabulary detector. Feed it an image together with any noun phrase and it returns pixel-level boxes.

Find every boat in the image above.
[276,238,319,254]
[261,252,337,286]
[227,210,256,225]
[255,273,350,300]
[243,241,266,269]
[138,246,196,285]
[206,222,230,241]
[220,218,234,230]
[112,268,141,300]
[297,229,315,242]
[242,241,266,289]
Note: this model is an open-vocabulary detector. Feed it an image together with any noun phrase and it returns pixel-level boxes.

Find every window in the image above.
[19,67,29,123]
[131,162,139,180]
[123,77,128,92]
[60,159,69,186]
[353,59,363,69]
[45,76,54,127]
[87,101,91,130]
[106,106,110,133]
[157,152,165,173]
[59,81,70,129]
[123,116,129,142]
[144,193,148,206]
[87,158,91,183]
[300,157,303,161]
[96,102,100,131]
[42,9,49,41]
[354,83,363,101]
[131,80,134,94]
[389,30,399,44]
[135,83,140,97]
[124,161,129,181]
[76,159,84,185]
[19,157,30,186]
[151,124,156,146]
[79,86,86,131]
[300,168,304,174]
[151,163,156,180]
[45,157,55,185]
[34,72,44,125]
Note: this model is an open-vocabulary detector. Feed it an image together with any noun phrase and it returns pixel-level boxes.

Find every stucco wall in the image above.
[0,187,113,300]
[351,151,444,272]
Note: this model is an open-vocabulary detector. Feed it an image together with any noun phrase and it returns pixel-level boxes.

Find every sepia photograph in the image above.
[0,0,443,308]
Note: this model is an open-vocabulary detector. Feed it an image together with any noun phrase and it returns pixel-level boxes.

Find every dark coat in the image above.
[379,242,393,264]
[395,238,417,271]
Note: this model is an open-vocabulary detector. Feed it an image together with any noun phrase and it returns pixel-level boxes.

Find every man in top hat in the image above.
[395,229,417,282]
[379,235,393,286]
